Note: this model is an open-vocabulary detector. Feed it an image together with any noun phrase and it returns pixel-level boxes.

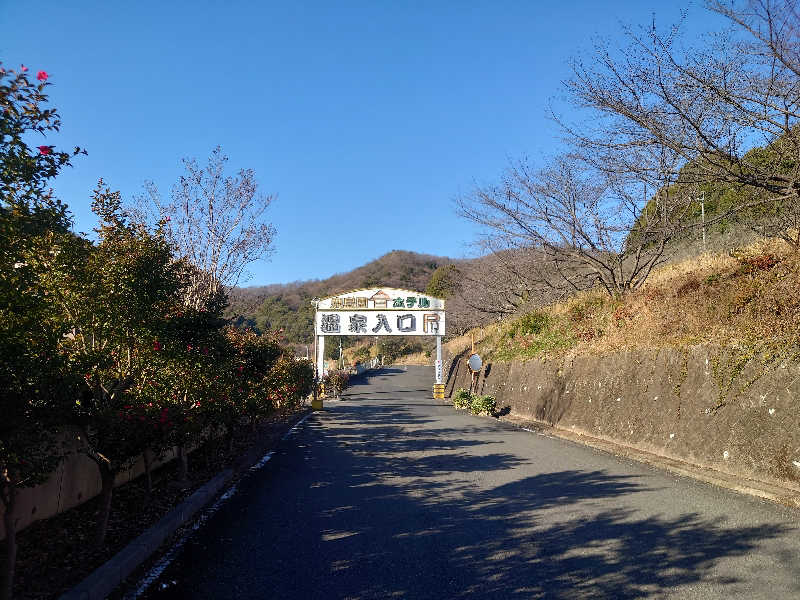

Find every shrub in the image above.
[266,355,315,410]
[453,388,472,409]
[736,252,781,276]
[469,394,497,416]
[377,338,423,362]
[516,312,550,336]
[497,311,574,361]
[324,370,350,397]
[352,346,371,363]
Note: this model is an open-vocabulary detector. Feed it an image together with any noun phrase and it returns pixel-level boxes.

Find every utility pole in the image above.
[311,297,322,378]
[310,297,322,410]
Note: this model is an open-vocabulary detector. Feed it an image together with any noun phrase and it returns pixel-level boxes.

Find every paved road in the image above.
[132,366,800,599]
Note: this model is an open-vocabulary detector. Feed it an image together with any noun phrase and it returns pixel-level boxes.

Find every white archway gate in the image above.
[314,288,446,398]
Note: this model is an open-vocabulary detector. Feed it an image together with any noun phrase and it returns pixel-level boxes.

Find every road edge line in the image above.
[58,409,313,600]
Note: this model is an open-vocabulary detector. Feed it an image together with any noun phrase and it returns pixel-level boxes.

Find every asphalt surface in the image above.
[130,366,800,599]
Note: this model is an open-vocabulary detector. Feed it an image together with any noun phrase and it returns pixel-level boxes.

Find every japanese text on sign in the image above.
[315,310,445,336]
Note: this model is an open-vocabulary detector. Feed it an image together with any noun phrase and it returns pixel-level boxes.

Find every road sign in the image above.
[468,353,482,373]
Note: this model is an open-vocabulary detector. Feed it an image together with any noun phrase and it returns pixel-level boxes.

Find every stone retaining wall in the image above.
[445,346,800,492]
[0,442,180,541]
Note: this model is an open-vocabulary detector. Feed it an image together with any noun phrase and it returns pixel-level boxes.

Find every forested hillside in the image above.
[227,250,457,344]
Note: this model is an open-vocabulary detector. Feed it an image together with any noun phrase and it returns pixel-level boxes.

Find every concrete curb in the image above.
[58,409,312,600]
[58,469,233,600]
[497,413,800,510]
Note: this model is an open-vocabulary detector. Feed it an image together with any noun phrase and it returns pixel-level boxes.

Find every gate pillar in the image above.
[433,335,445,399]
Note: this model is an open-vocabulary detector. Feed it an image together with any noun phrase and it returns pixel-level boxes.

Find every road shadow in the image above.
[141,379,798,600]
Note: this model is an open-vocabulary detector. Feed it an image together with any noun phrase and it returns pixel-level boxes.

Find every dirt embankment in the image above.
[445,345,800,494]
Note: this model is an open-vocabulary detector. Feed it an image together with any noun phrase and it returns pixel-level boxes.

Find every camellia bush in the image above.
[1,61,301,598]
[48,182,186,547]
[224,326,282,431]
[0,62,85,600]
[265,355,315,411]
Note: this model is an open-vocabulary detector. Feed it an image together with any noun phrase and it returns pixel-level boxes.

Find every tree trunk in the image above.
[225,425,235,457]
[142,448,154,496]
[1,486,18,600]
[94,466,115,548]
[177,444,189,484]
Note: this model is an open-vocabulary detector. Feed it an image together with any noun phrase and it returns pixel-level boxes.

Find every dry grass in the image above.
[392,351,432,366]
[449,237,800,363]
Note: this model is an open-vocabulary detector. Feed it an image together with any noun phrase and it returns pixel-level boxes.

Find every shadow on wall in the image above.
[533,371,570,425]
[445,348,470,398]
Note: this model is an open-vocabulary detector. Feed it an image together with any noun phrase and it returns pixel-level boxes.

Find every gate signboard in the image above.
[313,288,446,398]
[315,288,445,337]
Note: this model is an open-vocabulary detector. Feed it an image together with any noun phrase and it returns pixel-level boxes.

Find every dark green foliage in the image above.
[228,251,452,345]
[377,338,424,362]
[255,295,315,343]
[452,388,472,409]
[451,389,496,416]
[470,394,497,416]
[425,264,461,299]
[0,62,86,600]
[324,336,359,360]
[514,312,550,336]
[352,346,371,363]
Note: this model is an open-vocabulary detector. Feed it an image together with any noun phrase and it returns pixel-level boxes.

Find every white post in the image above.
[317,336,326,378]
[435,336,443,384]
[432,335,445,399]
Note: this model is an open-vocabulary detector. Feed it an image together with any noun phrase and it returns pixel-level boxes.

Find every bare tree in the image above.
[452,248,558,315]
[457,155,697,297]
[137,146,276,308]
[562,1,800,248]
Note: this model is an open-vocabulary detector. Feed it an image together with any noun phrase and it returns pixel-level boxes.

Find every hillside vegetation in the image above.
[228,250,456,345]
[447,237,800,372]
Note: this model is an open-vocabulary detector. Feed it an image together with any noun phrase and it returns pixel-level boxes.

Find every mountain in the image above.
[227,250,455,344]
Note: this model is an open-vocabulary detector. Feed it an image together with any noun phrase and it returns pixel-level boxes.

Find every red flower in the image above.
[20,64,28,72]
[37,70,48,81]
[187,344,193,351]
[153,340,162,351]
[37,145,52,155]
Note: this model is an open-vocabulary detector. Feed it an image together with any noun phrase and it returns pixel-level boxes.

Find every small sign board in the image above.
[435,359,443,382]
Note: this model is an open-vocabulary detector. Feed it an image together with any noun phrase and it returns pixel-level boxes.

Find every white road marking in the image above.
[124,412,313,599]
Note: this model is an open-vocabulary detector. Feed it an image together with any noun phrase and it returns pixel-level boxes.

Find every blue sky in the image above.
[1,1,725,286]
